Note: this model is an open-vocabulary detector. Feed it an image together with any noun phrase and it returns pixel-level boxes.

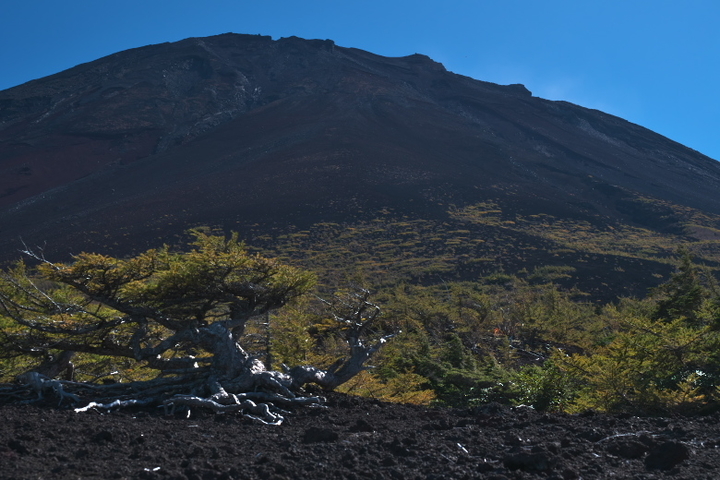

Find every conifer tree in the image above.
[652,247,704,324]
[0,232,391,422]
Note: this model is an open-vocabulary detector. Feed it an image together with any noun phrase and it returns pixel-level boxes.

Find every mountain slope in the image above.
[1,33,719,299]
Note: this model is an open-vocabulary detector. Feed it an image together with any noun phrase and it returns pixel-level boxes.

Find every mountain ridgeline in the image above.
[1,33,720,301]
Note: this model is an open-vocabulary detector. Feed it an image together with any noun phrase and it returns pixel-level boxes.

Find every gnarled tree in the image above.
[0,231,390,423]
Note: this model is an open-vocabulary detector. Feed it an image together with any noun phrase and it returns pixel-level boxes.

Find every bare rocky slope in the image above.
[1,34,719,301]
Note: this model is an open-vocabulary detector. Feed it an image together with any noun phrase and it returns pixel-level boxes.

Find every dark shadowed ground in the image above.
[1,392,719,479]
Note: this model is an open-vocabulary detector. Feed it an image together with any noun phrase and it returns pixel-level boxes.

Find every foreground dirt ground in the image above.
[1,392,719,479]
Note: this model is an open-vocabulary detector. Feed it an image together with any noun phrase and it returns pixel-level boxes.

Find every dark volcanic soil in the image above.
[1,393,719,479]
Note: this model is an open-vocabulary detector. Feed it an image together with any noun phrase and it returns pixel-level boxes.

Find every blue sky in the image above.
[2,0,719,161]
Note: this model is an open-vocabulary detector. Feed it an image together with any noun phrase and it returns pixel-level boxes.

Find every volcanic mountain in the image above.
[1,33,719,299]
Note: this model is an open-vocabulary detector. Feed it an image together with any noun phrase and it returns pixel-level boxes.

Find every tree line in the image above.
[1,232,719,416]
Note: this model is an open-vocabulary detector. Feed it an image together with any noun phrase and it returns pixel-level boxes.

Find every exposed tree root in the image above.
[164,396,285,425]
[74,398,157,413]
[15,372,80,406]
[5,369,325,425]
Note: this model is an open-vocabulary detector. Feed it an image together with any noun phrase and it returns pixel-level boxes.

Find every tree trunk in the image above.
[33,351,76,381]
[200,322,256,379]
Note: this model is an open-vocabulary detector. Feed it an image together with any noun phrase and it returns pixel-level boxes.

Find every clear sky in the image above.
[2,0,719,161]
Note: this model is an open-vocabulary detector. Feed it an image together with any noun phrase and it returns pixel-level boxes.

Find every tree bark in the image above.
[33,351,76,381]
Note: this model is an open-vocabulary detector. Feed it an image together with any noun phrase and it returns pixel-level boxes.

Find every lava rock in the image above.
[605,438,649,459]
[301,426,339,443]
[644,441,690,470]
[503,450,555,472]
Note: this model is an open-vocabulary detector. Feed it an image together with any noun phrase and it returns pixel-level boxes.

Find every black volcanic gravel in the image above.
[1,393,719,479]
